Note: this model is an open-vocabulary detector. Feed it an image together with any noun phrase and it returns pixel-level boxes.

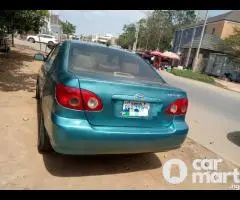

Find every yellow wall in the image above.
[221,21,240,39]
[205,21,225,38]
[205,20,240,39]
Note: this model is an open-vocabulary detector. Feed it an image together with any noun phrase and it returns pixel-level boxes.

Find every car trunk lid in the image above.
[75,72,185,128]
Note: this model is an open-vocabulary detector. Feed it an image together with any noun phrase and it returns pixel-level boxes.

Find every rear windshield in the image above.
[68,43,164,82]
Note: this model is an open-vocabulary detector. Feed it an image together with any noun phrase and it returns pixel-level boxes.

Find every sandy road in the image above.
[0,45,238,189]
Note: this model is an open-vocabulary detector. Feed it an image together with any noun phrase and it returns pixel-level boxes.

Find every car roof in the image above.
[39,34,54,37]
[67,40,134,55]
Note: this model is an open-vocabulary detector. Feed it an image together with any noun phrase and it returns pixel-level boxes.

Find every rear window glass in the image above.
[68,43,164,82]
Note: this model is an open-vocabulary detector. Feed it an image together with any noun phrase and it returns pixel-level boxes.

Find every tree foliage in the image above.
[219,27,240,57]
[117,23,136,49]
[0,10,49,47]
[0,10,49,34]
[61,21,76,39]
[117,10,197,51]
[218,27,240,69]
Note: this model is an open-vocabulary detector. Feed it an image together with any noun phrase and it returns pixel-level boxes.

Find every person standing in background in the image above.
[153,56,160,70]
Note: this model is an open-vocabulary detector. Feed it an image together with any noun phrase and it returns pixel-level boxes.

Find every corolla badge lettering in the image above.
[167,93,181,97]
[135,93,144,100]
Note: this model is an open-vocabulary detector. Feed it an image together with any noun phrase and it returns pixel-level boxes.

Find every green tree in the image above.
[219,27,240,57]
[117,23,136,49]
[218,27,240,70]
[136,18,147,50]
[61,21,76,39]
[0,10,49,45]
[117,10,197,51]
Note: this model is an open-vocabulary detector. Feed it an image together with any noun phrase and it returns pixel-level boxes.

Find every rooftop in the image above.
[178,10,240,30]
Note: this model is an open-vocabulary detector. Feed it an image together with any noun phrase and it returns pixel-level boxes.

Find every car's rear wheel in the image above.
[38,111,53,153]
[28,38,35,43]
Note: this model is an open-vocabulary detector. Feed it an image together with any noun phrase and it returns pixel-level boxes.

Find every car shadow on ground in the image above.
[227,131,240,147]
[42,152,162,177]
[0,46,38,92]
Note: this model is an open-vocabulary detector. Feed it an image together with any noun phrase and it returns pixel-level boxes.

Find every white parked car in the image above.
[26,34,58,46]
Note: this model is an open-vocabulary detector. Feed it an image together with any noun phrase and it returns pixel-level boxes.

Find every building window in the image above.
[212,28,215,35]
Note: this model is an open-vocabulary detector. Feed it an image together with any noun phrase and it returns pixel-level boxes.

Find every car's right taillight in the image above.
[165,98,188,116]
[81,90,103,111]
[55,83,103,111]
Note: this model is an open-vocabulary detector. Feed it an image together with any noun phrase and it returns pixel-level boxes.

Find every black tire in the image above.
[47,41,55,50]
[36,79,40,100]
[38,112,53,153]
[28,38,35,43]
[47,41,54,46]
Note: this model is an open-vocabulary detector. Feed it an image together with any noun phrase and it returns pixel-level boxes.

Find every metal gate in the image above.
[205,53,240,82]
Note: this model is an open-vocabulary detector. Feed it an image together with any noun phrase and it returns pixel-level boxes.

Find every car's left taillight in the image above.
[55,83,103,111]
[165,98,188,116]
[56,84,83,110]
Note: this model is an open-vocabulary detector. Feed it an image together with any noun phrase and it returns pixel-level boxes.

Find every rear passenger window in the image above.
[45,45,60,70]
[68,43,164,82]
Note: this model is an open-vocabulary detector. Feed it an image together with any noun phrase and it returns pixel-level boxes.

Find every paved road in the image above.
[160,71,240,166]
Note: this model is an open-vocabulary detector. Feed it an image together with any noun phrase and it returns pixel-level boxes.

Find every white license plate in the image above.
[122,101,150,117]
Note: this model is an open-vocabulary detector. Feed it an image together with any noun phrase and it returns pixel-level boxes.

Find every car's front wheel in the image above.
[28,38,35,43]
[38,112,53,153]
[47,41,54,47]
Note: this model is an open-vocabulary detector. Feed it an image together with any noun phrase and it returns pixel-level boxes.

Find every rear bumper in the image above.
[48,113,189,155]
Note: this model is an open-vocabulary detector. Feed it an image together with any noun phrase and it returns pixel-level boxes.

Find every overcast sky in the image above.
[53,10,231,36]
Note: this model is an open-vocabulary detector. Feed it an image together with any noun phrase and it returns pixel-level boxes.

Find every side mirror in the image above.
[34,53,45,61]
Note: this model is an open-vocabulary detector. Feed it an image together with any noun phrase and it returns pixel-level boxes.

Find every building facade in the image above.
[81,33,117,45]
[40,13,63,40]
[172,10,240,69]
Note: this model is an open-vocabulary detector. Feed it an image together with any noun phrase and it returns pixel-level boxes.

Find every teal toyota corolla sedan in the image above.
[34,40,189,155]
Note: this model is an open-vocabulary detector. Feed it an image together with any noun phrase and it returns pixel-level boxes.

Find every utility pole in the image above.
[185,27,196,67]
[192,10,208,72]
[132,23,140,52]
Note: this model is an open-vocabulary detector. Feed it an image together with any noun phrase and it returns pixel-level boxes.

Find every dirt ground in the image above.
[0,45,239,190]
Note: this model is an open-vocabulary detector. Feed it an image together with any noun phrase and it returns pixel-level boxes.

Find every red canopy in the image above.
[162,51,180,60]
[150,51,164,57]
